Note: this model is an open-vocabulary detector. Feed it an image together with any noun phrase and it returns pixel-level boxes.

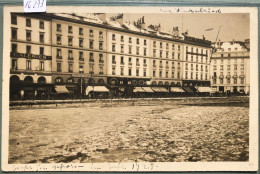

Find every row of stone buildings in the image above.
[9,13,250,99]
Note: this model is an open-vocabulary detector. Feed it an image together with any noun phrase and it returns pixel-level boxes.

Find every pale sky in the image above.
[107,13,249,42]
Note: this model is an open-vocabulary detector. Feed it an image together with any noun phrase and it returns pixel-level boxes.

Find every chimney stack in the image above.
[140,16,145,29]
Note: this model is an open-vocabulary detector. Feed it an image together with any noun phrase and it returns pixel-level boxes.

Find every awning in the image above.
[183,87,194,93]
[142,87,154,93]
[196,86,212,93]
[170,87,185,92]
[151,87,161,92]
[133,87,145,93]
[86,86,110,95]
[55,85,69,93]
[157,87,168,92]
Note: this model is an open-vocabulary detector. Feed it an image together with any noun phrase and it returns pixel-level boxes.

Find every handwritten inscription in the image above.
[12,163,158,172]
[160,8,222,13]
[24,0,46,13]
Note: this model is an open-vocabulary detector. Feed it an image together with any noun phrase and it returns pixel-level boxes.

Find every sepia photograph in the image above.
[1,6,258,172]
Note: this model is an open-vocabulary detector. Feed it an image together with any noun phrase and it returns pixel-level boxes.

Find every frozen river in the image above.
[9,97,249,163]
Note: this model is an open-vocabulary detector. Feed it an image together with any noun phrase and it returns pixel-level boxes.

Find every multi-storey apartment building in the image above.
[10,13,53,99]
[9,13,212,99]
[210,40,250,94]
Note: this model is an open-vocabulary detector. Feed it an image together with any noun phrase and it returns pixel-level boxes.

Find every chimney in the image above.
[140,16,145,29]
[157,24,161,32]
[97,13,107,22]
[115,13,124,25]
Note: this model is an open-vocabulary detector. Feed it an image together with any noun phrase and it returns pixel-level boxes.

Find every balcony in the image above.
[159,65,163,69]
[226,75,231,79]
[239,75,245,78]
[219,75,224,79]
[89,59,94,63]
[99,60,104,63]
[232,75,238,79]
[56,56,62,59]
[136,63,140,66]
[143,63,147,67]
[112,61,116,64]
[89,33,94,37]
[99,36,103,40]
[128,62,132,66]
[79,58,84,61]
[99,72,104,75]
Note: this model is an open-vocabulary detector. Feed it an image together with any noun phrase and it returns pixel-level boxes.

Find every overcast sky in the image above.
[107,13,249,42]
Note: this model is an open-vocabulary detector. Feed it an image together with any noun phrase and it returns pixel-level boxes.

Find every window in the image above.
[186,55,188,61]
[56,49,61,58]
[99,42,103,50]
[191,72,193,79]
[191,55,193,62]
[11,15,17,25]
[173,45,175,51]
[40,61,44,71]
[12,59,17,69]
[196,56,198,62]
[120,56,124,64]
[120,67,124,75]
[191,64,193,70]
[213,79,216,84]
[26,45,31,54]
[136,38,139,44]
[144,69,147,77]
[128,68,132,76]
[129,57,132,63]
[221,60,224,64]
[196,73,198,80]
[227,79,230,84]
[89,52,94,62]
[153,71,156,77]
[234,65,237,70]
[172,52,175,59]
[26,60,31,70]
[121,35,124,42]
[89,30,93,37]
[234,79,237,84]
[129,46,132,54]
[241,65,244,70]
[90,66,94,73]
[79,38,83,47]
[153,50,156,57]
[39,21,44,29]
[39,33,44,43]
[166,71,168,78]
[69,64,73,73]
[110,66,115,75]
[135,69,140,77]
[57,24,61,32]
[185,63,188,70]
[196,65,199,71]
[99,67,103,74]
[220,65,224,70]
[79,52,84,60]
[112,44,115,52]
[241,78,244,84]
[153,60,156,65]
[68,50,73,59]
[136,58,140,66]
[144,40,147,46]
[178,45,180,51]
[213,65,217,70]
[40,47,44,55]
[99,54,103,62]
[68,26,73,33]
[79,28,83,35]
[26,18,31,27]
[159,71,162,77]
[11,28,17,39]
[26,30,31,41]
[200,73,203,80]
[89,40,94,49]
[57,63,61,72]
[99,31,103,39]
[166,51,168,58]
[121,45,124,53]
[143,59,147,65]
[173,72,175,78]
[160,51,162,58]
[57,35,61,45]
[228,54,231,57]
[68,37,73,46]
[79,65,84,73]
[221,54,223,57]
[201,65,203,71]
[136,47,139,55]
[129,37,132,43]
[112,34,116,40]
[153,41,156,47]
[143,48,147,56]
[12,44,17,53]
[178,53,180,60]
[220,79,223,84]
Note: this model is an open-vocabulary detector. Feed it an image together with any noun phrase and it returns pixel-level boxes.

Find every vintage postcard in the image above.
[1,6,258,172]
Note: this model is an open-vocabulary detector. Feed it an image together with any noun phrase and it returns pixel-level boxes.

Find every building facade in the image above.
[9,13,212,99]
[210,40,250,94]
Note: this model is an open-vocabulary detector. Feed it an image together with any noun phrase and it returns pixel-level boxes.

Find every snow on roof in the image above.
[215,41,247,52]
[106,20,123,29]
